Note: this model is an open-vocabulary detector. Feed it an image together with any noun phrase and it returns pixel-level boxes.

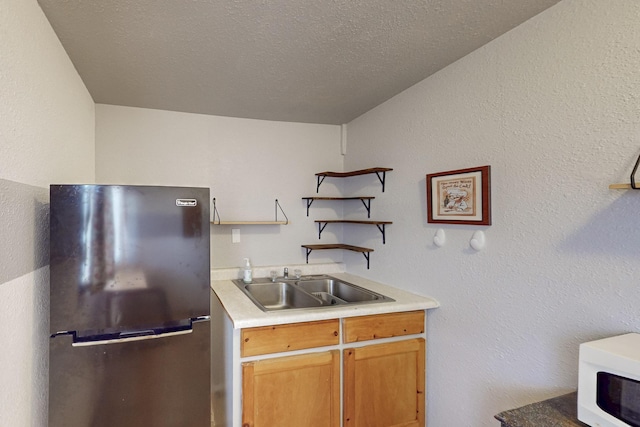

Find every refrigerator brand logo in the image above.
[176,199,197,207]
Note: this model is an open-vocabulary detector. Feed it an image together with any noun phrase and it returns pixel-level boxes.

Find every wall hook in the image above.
[469,230,485,251]
[433,228,446,247]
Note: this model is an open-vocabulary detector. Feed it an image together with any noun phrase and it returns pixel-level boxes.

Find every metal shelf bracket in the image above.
[317,221,329,239]
[316,175,326,193]
[304,198,314,216]
[275,199,289,224]
[375,170,388,192]
[360,198,371,218]
[376,223,387,244]
[363,252,370,269]
[631,153,640,189]
[212,198,221,224]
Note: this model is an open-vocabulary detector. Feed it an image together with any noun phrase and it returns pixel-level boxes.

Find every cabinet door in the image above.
[344,339,425,427]
[242,350,340,427]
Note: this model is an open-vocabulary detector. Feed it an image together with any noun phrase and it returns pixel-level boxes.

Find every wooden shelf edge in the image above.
[314,220,392,225]
[609,183,634,189]
[302,243,375,269]
[302,197,375,200]
[315,167,393,177]
[211,221,288,225]
[301,244,374,253]
[313,166,392,193]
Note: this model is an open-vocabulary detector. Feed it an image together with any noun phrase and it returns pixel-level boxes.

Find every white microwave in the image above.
[578,333,640,427]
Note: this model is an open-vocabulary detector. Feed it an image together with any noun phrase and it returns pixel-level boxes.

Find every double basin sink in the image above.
[233,275,394,312]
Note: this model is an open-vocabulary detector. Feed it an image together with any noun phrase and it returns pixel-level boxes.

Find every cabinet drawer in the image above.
[343,311,424,343]
[241,319,340,357]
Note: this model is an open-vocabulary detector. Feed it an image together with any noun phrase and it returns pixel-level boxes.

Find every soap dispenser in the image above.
[242,258,253,284]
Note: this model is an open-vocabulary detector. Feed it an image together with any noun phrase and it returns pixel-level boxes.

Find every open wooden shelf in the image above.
[212,198,289,225]
[301,244,374,269]
[314,220,391,225]
[301,244,373,253]
[211,221,288,225]
[303,167,392,269]
[610,153,640,190]
[315,167,393,178]
[302,197,375,200]
[313,220,392,243]
[609,183,635,189]
[314,167,393,192]
[302,197,375,217]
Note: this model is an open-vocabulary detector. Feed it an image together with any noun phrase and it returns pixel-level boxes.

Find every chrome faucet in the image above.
[283,267,289,279]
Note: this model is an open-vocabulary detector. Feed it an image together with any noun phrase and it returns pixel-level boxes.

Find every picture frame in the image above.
[426,165,491,225]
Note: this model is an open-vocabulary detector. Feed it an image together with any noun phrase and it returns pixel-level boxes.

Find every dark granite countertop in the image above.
[494,392,588,427]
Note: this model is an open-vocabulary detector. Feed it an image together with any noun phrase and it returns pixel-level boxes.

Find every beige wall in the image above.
[95,104,344,268]
[0,0,95,425]
[344,0,640,425]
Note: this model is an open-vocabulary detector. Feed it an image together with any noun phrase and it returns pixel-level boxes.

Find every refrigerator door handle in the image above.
[72,328,193,347]
[118,329,157,339]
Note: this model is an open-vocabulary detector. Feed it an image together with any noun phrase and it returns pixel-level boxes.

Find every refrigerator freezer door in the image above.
[50,185,210,336]
[49,319,210,427]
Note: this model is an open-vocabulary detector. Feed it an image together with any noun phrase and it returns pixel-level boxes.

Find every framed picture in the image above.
[426,165,491,225]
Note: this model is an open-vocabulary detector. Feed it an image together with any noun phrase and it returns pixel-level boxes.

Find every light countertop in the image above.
[211,272,439,329]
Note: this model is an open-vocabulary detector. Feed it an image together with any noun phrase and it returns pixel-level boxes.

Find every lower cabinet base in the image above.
[214,309,429,427]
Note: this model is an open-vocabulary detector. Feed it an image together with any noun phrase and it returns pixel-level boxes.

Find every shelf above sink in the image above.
[301,244,374,269]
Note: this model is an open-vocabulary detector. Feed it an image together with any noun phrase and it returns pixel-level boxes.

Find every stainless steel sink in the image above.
[242,282,324,311]
[233,275,394,312]
[296,278,385,304]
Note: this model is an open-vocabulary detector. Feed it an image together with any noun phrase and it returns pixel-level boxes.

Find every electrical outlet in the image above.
[232,228,240,243]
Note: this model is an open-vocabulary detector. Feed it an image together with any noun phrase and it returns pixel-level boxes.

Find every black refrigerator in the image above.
[49,184,211,427]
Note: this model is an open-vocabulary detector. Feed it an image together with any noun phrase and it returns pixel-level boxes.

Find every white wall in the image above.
[0,0,95,425]
[95,105,344,269]
[15,0,637,425]
[344,0,640,425]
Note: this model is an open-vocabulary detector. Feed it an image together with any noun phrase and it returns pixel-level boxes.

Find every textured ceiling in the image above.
[38,0,561,125]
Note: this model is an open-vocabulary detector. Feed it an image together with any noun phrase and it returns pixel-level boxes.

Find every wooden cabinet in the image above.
[242,351,340,427]
[343,311,426,427]
[211,291,430,427]
[343,339,425,427]
[240,312,426,427]
[240,321,341,427]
